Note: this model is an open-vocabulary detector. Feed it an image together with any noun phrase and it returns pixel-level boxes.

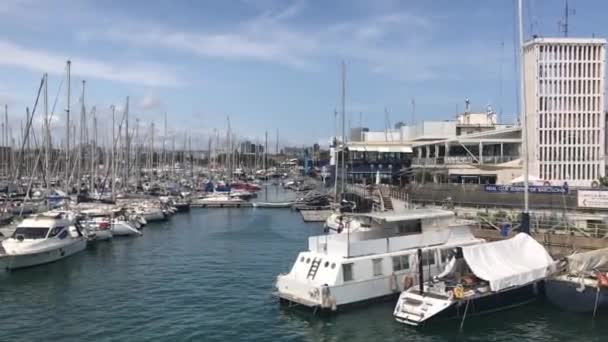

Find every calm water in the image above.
[1,195,608,341]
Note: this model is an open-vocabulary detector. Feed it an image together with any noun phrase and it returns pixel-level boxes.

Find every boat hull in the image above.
[86,229,113,241]
[142,210,167,223]
[1,239,87,270]
[395,283,541,326]
[545,278,608,313]
[111,222,142,236]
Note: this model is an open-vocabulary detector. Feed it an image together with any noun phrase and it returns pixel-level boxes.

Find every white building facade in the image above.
[523,37,606,187]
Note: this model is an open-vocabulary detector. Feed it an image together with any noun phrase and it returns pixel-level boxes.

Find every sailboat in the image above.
[545,248,608,313]
[393,233,555,326]
[393,0,552,327]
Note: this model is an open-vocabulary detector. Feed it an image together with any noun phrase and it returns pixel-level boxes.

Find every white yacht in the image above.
[275,208,484,312]
[0,211,87,270]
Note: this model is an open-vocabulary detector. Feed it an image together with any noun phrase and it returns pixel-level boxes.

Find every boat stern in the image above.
[393,289,452,326]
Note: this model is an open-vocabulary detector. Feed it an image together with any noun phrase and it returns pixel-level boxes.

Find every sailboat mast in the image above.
[125,96,130,189]
[340,61,346,195]
[111,105,116,202]
[65,60,71,195]
[518,0,530,231]
[44,73,49,193]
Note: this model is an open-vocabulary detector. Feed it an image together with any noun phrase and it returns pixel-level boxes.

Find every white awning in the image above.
[348,145,413,153]
[462,233,555,292]
[351,208,454,222]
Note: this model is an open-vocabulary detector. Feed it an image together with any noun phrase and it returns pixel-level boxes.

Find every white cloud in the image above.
[0,39,180,87]
[77,4,498,82]
[138,93,165,112]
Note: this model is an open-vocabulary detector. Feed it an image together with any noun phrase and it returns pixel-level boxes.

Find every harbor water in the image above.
[1,202,608,341]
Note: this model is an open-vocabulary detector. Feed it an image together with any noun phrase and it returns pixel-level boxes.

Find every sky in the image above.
[0,0,606,149]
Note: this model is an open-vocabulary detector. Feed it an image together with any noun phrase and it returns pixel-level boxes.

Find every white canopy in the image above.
[348,145,413,153]
[509,175,545,186]
[462,233,555,292]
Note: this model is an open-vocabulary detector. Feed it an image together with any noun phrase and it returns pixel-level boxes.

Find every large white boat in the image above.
[275,208,484,311]
[0,211,87,270]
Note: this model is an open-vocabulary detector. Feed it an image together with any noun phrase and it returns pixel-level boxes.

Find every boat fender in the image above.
[321,285,331,307]
[597,271,608,288]
[390,273,398,292]
[330,297,337,311]
[454,285,465,299]
[403,275,414,290]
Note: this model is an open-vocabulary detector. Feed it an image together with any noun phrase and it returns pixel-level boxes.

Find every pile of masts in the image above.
[0,60,288,211]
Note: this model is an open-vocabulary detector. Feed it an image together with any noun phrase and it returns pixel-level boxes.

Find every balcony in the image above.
[412,155,518,167]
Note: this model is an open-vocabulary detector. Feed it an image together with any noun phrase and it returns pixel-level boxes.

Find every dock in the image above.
[299,209,332,222]
[189,201,296,209]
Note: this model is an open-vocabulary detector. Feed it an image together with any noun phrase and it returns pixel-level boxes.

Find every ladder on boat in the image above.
[307,258,322,279]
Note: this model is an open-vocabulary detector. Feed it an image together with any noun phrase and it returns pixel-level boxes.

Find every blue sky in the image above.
[0,0,605,148]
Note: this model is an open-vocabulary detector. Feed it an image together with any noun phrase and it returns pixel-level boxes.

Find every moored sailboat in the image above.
[393,233,555,326]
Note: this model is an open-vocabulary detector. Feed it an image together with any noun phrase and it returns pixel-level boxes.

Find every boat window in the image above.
[300,257,305,262]
[58,230,68,239]
[397,219,422,235]
[421,250,436,267]
[392,255,410,272]
[372,258,383,276]
[12,227,49,239]
[324,261,329,268]
[342,263,354,282]
[331,263,336,269]
[48,227,65,238]
[306,258,311,264]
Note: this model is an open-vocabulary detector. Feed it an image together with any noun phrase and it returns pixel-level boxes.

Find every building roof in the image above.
[347,141,413,153]
[412,126,521,147]
[524,37,607,47]
[350,208,454,222]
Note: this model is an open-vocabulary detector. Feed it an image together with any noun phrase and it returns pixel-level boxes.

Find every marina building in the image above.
[343,106,521,185]
[523,37,606,187]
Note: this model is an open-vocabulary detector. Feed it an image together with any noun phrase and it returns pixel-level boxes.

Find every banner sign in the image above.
[578,190,608,208]
[484,184,568,194]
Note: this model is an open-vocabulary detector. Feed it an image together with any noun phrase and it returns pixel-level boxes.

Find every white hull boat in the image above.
[111,221,143,236]
[0,211,87,270]
[275,209,484,312]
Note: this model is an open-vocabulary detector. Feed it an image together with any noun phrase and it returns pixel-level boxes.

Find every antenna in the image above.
[558,0,575,37]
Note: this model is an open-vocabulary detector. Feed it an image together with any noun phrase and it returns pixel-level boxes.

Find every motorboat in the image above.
[324,212,369,234]
[393,233,555,326]
[275,208,484,312]
[79,208,142,237]
[545,247,608,313]
[191,193,246,207]
[0,211,87,270]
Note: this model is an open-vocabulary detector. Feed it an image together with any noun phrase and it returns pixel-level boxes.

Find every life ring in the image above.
[453,285,465,299]
[403,275,414,290]
[592,181,600,188]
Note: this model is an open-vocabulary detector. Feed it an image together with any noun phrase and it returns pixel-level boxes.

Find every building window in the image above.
[372,258,383,276]
[392,255,410,272]
[420,250,436,267]
[342,263,354,282]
